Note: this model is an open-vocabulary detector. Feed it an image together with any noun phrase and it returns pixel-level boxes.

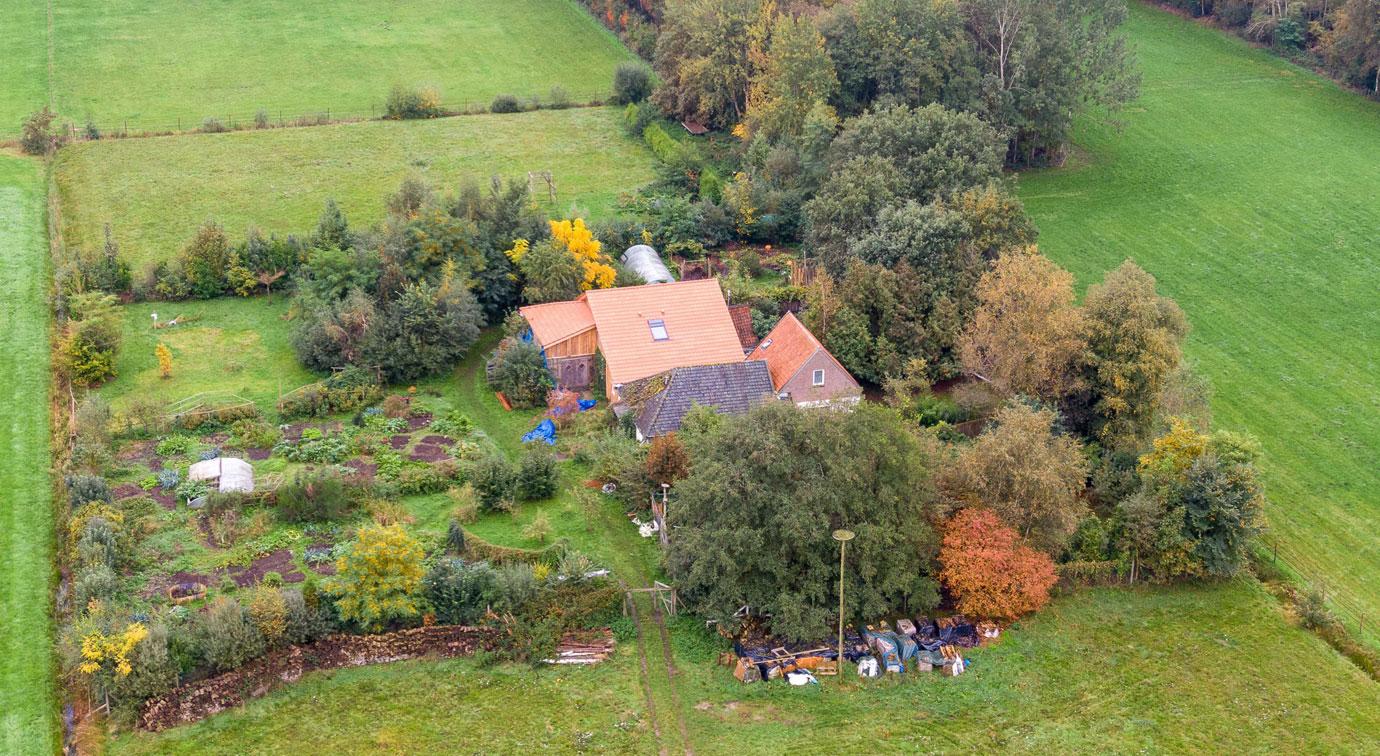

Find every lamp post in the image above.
[832,529,854,673]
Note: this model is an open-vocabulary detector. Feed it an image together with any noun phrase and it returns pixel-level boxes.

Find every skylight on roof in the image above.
[649,318,669,341]
[760,338,772,350]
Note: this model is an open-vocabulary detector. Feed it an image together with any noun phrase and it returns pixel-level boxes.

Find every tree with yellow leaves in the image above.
[507,219,617,303]
[331,523,425,632]
[79,622,148,678]
[549,218,616,291]
[155,342,173,379]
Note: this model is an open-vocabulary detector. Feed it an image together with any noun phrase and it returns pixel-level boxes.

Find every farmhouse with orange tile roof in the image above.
[519,279,748,401]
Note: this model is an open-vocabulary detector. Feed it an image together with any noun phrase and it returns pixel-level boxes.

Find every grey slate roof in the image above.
[631,361,776,438]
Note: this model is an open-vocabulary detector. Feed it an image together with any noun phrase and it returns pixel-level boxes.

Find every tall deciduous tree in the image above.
[823,0,979,114]
[944,402,1089,554]
[1077,260,1188,451]
[747,14,838,141]
[653,0,768,128]
[961,248,1086,400]
[962,0,1140,165]
[667,402,943,641]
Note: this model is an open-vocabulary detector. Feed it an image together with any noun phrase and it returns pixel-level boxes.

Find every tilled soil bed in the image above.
[141,625,499,730]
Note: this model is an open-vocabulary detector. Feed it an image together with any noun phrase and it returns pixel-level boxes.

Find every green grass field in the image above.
[108,580,1380,753]
[0,154,57,753]
[53,107,656,270]
[2,0,634,136]
[99,297,316,413]
[1020,3,1380,637]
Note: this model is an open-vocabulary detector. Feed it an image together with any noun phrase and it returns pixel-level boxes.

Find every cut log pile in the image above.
[547,627,615,665]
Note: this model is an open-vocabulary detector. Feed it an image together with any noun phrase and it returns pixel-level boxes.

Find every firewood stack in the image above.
[548,627,616,665]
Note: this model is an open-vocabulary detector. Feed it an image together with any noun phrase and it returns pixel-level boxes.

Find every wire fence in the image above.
[1260,533,1378,648]
[57,89,617,140]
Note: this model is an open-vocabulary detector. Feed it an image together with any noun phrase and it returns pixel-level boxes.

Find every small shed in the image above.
[621,245,675,285]
[188,457,255,493]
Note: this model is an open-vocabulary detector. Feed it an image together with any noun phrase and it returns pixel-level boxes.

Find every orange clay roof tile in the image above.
[748,311,855,391]
[519,299,595,345]
[584,279,746,389]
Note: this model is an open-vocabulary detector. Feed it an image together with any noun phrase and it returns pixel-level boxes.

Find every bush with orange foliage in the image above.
[545,389,581,428]
[939,508,1058,620]
[645,433,690,485]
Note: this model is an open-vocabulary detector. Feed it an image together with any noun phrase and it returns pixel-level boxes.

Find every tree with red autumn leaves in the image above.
[940,508,1058,619]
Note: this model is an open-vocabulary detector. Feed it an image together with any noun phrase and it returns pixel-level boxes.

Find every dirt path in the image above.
[593,497,693,755]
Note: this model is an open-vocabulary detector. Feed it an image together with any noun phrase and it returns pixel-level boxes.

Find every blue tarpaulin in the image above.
[522,400,597,445]
[522,418,557,445]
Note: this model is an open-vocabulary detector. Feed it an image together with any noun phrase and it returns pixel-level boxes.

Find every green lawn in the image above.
[0,0,47,136]
[53,107,656,270]
[99,297,316,413]
[107,580,1380,753]
[109,653,652,755]
[1019,3,1380,636]
[3,0,634,136]
[0,153,57,753]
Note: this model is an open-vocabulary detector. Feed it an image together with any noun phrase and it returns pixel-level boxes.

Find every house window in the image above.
[812,369,825,387]
[759,338,772,350]
[648,319,669,341]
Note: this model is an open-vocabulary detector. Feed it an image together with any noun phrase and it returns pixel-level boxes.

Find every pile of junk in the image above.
[730,616,1000,684]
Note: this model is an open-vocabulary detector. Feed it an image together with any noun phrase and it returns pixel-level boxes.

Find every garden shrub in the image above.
[447,484,479,523]
[332,524,426,631]
[490,94,522,113]
[282,588,336,645]
[66,474,112,508]
[230,418,281,449]
[495,562,541,610]
[517,447,558,501]
[423,558,502,625]
[395,460,459,496]
[61,293,122,387]
[275,471,354,522]
[939,508,1058,620]
[21,107,66,155]
[522,513,552,544]
[611,61,654,105]
[487,339,553,408]
[195,597,266,672]
[381,394,411,418]
[467,455,517,513]
[247,585,289,647]
[385,84,443,119]
[156,469,181,491]
[446,518,467,555]
[107,622,179,720]
[76,517,119,569]
[74,564,119,609]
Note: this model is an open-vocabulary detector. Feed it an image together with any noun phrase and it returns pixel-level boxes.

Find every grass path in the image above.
[1020,2,1380,635]
[0,153,57,753]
